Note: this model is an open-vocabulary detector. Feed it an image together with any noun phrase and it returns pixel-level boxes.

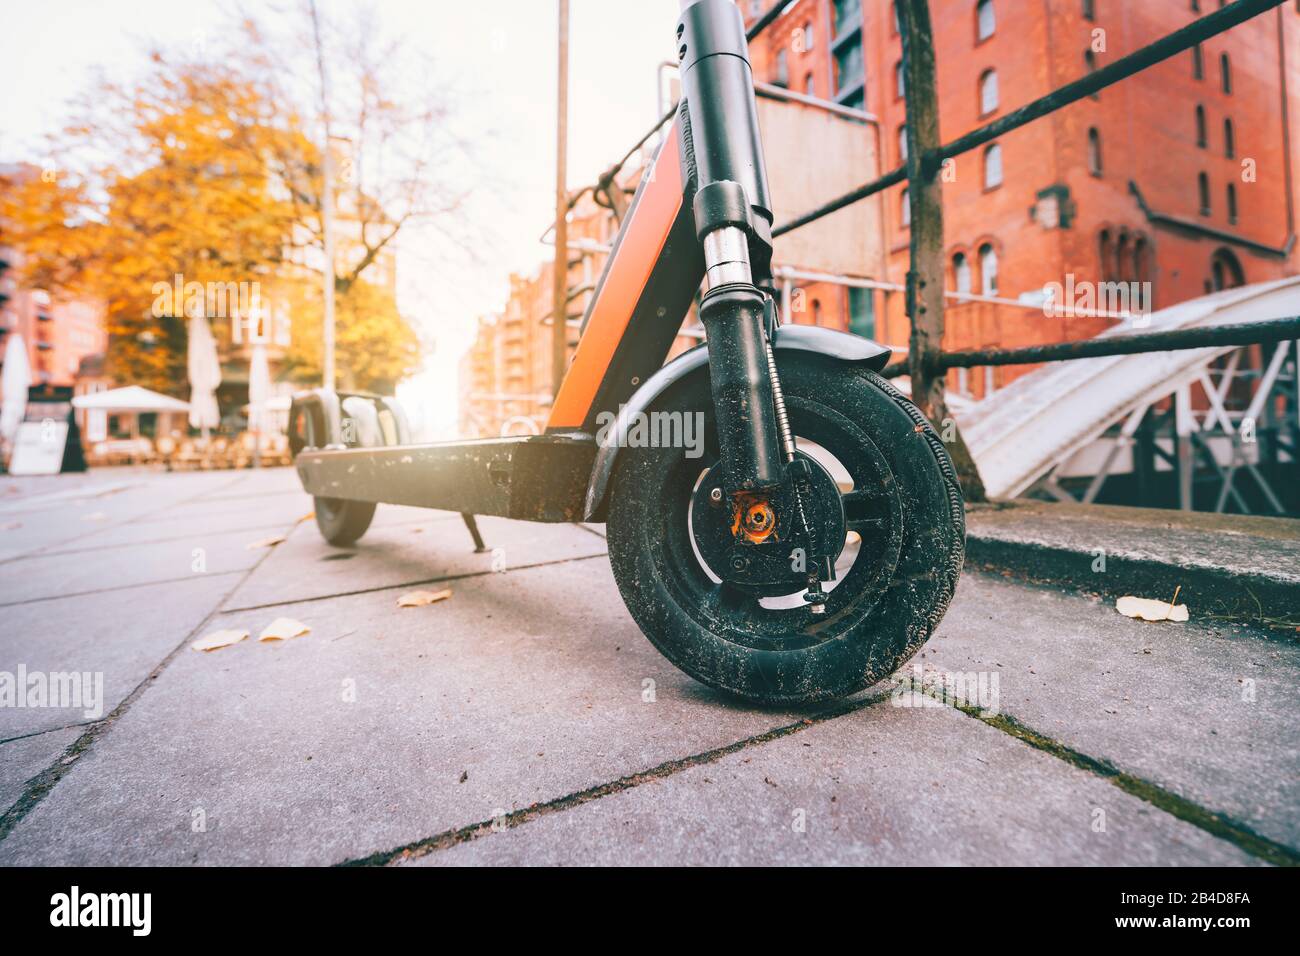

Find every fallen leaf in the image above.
[298,512,315,523]
[259,617,311,642]
[397,588,452,608]
[191,628,250,652]
[1116,595,1189,623]
[247,534,286,550]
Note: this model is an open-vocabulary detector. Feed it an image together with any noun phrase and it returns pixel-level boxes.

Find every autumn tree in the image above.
[2,1,465,395]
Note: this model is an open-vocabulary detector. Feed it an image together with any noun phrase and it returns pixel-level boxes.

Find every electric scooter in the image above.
[288,0,965,705]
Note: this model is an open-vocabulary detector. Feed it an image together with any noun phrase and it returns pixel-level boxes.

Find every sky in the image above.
[0,0,685,437]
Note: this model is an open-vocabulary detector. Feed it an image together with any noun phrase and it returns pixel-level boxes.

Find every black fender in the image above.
[582,324,891,520]
[289,388,410,456]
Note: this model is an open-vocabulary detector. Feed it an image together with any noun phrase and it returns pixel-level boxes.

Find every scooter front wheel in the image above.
[606,352,965,706]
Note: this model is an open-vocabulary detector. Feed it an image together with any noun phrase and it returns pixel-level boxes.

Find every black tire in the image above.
[606,352,965,706]
[314,496,376,546]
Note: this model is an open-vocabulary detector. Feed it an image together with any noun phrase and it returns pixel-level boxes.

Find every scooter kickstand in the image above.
[461,512,488,553]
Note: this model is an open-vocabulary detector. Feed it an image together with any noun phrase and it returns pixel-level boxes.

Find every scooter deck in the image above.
[295,432,596,523]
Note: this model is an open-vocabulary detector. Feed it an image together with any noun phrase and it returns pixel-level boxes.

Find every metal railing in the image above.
[754,0,1296,500]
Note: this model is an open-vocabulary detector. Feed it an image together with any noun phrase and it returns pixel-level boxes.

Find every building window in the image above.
[833,0,861,36]
[898,125,909,164]
[1191,1,1200,11]
[848,287,874,338]
[1087,127,1103,175]
[1220,53,1232,93]
[979,243,999,296]
[1227,183,1238,223]
[953,253,972,294]
[774,49,789,87]
[1223,117,1235,157]
[1083,0,1096,20]
[1198,172,1211,215]
[979,69,999,115]
[1099,229,1113,281]
[801,20,815,52]
[1192,44,1204,79]
[832,11,865,109]
[895,60,905,98]
[1195,105,1207,147]
[805,72,816,95]
[976,0,996,42]
[983,143,1003,189]
[1085,50,1100,99]
[901,188,911,227]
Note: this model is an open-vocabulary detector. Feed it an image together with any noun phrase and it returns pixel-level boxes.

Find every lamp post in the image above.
[551,0,570,398]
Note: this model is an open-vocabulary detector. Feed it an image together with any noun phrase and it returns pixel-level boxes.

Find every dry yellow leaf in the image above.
[246,534,286,550]
[1116,595,1189,623]
[191,628,250,652]
[397,588,453,608]
[258,617,311,641]
[298,512,315,523]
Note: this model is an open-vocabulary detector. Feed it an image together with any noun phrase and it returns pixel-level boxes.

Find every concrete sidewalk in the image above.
[0,468,1295,865]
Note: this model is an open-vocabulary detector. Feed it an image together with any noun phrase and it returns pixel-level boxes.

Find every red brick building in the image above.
[745,0,1300,396]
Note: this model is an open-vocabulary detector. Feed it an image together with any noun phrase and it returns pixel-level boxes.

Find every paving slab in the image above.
[0,471,256,560]
[0,556,829,866]
[0,728,84,816]
[220,510,608,611]
[919,571,1300,850]
[0,573,238,739]
[415,700,1256,866]
[0,525,274,606]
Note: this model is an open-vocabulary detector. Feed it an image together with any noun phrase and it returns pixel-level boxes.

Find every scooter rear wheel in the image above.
[606,352,965,705]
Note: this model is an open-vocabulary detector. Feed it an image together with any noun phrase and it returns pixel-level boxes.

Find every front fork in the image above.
[679,0,834,609]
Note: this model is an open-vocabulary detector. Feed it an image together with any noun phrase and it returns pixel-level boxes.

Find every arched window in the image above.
[1099,229,1113,281]
[979,243,998,296]
[898,125,909,164]
[1227,182,1238,224]
[1084,50,1100,99]
[983,143,1003,189]
[979,69,999,115]
[1087,127,1103,175]
[1198,172,1211,215]
[1116,231,1131,283]
[1195,105,1207,147]
[805,72,816,95]
[895,60,905,98]
[1083,0,1095,21]
[1220,53,1232,93]
[1223,117,1235,158]
[953,252,972,294]
[977,0,996,41]
[812,299,823,325]
[1192,44,1204,80]
[801,20,815,51]
[901,188,911,227]
[1210,248,1245,290]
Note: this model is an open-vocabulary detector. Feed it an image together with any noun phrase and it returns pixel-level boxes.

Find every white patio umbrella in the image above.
[71,386,191,412]
[1,334,32,446]
[186,314,222,435]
